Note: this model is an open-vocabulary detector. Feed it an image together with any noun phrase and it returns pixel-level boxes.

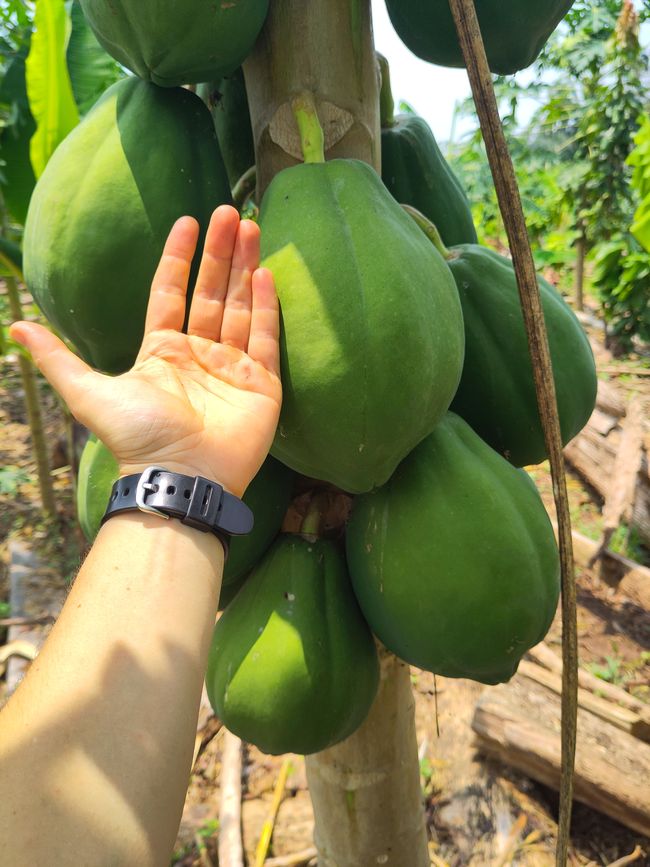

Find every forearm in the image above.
[0,512,223,867]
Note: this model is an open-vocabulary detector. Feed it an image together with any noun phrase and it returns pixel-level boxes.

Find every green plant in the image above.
[592,234,650,349]
[0,464,31,495]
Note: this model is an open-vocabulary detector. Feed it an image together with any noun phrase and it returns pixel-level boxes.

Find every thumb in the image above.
[10,322,96,410]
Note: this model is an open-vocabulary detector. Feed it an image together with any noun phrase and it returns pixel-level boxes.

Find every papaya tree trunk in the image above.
[244,3,430,864]
[243,0,381,194]
[305,650,429,867]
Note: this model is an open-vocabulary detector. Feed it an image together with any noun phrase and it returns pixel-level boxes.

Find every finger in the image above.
[219,219,259,351]
[247,268,281,377]
[10,322,96,409]
[187,205,240,340]
[144,216,200,336]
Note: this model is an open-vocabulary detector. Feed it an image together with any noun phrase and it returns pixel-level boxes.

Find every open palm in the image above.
[11,207,282,497]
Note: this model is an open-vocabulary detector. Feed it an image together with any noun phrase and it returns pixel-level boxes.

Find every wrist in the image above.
[118,462,235,492]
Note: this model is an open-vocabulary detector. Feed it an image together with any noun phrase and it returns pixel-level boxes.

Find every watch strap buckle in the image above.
[135,466,170,520]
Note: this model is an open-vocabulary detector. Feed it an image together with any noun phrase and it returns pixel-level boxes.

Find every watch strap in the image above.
[101,466,254,553]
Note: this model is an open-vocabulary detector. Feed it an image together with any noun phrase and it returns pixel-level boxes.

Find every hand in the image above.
[11,206,282,497]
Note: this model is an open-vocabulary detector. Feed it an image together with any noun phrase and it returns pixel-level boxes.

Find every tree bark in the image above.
[243,0,380,198]
[305,651,429,867]
[244,3,429,864]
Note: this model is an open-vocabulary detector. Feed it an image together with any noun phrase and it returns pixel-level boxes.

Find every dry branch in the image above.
[218,731,244,867]
[447,1,578,861]
[254,758,291,867]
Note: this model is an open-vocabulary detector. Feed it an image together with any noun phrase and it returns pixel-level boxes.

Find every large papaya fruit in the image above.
[379,55,477,248]
[78,0,269,88]
[198,69,255,190]
[346,413,560,685]
[23,77,231,374]
[405,211,597,466]
[206,535,380,755]
[259,158,465,493]
[76,435,294,587]
[448,245,596,466]
[385,0,574,75]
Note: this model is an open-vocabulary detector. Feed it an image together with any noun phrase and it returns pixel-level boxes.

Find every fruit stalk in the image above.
[291,93,325,163]
[377,53,395,128]
[401,204,452,260]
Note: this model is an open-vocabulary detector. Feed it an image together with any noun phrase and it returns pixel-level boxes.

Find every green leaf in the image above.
[0,44,36,224]
[66,0,123,115]
[25,0,79,178]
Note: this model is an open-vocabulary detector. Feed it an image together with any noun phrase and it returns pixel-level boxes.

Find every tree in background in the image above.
[449,0,650,348]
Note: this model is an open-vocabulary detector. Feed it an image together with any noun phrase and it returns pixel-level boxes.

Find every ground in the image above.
[0,288,649,867]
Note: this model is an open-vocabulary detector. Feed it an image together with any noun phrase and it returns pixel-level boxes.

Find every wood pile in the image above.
[472,643,650,837]
[564,380,650,548]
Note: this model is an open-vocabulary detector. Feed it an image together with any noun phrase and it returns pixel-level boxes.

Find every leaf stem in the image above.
[291,92,325,164]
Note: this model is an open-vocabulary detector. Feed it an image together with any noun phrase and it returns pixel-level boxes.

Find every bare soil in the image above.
[1,290,648,866]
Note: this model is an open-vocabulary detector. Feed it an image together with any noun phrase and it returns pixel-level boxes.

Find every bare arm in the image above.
[0,207,281,867]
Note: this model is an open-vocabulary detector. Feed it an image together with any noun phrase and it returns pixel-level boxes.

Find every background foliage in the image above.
[1,0,649,349]
[449,0,650,350]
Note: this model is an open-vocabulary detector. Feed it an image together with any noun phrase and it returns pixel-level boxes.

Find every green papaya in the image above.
[444,244,597,467]
[76,435,295,587]
[23,77,231,374]
[198,69,255,190]
[259,158,465,493]
[385,0,574,75]
[346,413,560,685]
[379,55,477,248]
[78,0,269,88]
[77,434,120,542]
[206,535,380,755]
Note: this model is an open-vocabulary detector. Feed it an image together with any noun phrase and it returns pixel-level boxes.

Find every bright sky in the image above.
[371,0,473,144]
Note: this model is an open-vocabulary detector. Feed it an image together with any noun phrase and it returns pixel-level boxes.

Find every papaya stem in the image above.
[300,492,327,540]
[232,165,257,210]
[377,53,395,128]
[401,205,452,260]
[291,92,325,163]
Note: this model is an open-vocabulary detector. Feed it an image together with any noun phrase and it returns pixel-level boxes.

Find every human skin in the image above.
[0,206,281,866]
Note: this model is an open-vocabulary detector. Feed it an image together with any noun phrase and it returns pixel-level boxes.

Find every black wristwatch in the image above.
[101,466,254,556]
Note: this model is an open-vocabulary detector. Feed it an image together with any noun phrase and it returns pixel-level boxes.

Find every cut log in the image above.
[472,675,650,837]
[564,386,650,547]
[528,643,649,718]
[593,396,647,562]
[562,524,650,609]
[517,659,650,743]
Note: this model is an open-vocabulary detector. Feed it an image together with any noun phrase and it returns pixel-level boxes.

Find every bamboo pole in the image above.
[446,2,578,864]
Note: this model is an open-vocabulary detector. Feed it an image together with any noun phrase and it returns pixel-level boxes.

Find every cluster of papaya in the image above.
[25,1,589,756]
